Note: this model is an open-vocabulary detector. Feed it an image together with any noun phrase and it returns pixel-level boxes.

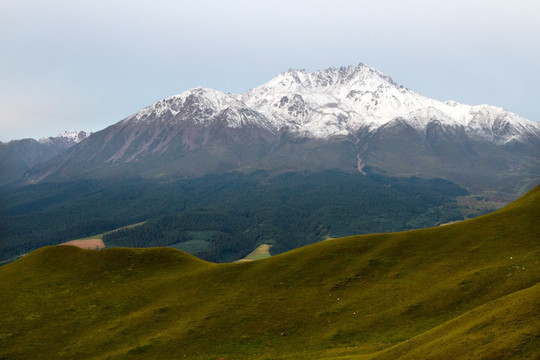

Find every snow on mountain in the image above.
[464,105,540,144]
[398,107,460,135]
[243,64,539,143]
[130,88,238,122]
[242,64,441,133]
[57,130,90,142]
[39,130,90,145]
[123,63,539,145]
[127,88,273,130]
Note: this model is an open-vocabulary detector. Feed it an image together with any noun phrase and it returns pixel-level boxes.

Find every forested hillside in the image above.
[1,170,469,262]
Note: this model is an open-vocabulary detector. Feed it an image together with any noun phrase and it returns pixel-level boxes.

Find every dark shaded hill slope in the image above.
[0,185,538,359]
[0,131,89,186]
[0,171,470,263]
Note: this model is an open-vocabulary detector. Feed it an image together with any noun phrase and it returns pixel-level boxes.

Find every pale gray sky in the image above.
[1,0,539,141]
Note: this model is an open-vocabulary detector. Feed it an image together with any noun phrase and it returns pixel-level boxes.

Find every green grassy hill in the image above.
[0,185,539,359]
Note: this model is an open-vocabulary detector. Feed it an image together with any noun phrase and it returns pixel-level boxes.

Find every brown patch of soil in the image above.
[61,239,105,250]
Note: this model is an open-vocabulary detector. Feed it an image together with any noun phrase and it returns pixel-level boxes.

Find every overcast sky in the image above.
[1,0,539,141]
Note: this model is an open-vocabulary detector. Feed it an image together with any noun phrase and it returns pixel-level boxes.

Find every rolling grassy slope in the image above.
[0,185,539,359]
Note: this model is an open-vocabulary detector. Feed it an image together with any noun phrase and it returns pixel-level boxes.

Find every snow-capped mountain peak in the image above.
[126,87,273,131]
[272,63,397,90]
[240,64,539,143]
[19,63,540,190]
[242,63,444,136]
[129,88,238,122]
[119,63,538,144]
[39,130,90,145]
[57,130,90,142]
[243,63,398,106]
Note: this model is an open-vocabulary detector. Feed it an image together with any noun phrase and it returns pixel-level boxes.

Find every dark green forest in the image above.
[1,170,470,262]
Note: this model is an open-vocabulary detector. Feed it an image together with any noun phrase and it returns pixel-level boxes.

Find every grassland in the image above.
[454,194,506,219]
[0,185,538,359]
[239,244,273,261]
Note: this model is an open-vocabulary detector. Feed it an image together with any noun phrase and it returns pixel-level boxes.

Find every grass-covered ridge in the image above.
[0,185,539,359]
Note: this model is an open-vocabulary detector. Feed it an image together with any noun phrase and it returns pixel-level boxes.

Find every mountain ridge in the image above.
[0,131,89,185]
[18,63,540,195]
[125,63,539,143]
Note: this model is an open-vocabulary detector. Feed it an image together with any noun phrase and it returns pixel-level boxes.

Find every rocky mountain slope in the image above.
[20,64,540,196]
[0,131,89,185]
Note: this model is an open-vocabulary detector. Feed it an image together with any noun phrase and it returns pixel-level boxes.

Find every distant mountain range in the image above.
[7,63,540,196]
[0,131,89,185]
